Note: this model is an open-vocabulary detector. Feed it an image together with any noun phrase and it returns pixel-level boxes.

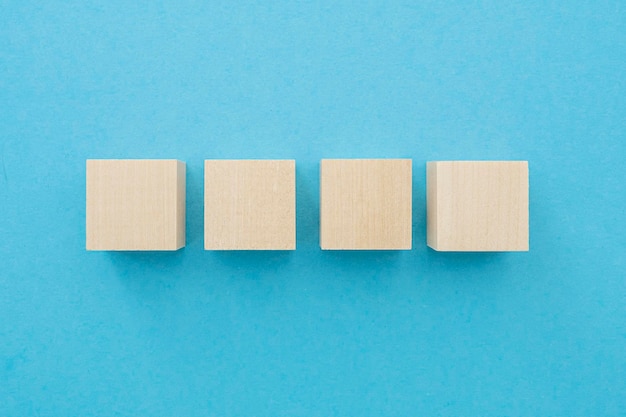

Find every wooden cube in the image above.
[86,159,186,251]
[320,159,412,250]
[204,160,296,250]
[427,161,529,252]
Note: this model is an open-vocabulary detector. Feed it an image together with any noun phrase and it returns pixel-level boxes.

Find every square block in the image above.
[86,159,186,251]
[427,161,529,252]
[320,159,412,250]
[204,160,296,250]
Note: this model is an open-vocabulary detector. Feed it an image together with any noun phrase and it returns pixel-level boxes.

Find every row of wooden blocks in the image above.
[86,159,529,252]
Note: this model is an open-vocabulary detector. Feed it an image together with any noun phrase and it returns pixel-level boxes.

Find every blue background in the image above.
[1,1,625,416]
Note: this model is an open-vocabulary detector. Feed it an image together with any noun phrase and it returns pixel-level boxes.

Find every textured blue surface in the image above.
[1,1,625,416]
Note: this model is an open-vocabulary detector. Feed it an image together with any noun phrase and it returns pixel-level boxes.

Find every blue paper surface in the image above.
[1,1,625,416]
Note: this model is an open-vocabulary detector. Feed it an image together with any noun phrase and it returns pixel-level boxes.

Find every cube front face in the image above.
[320,159,412,250]
[427,161,529,252]
[204,160,296,250]
[86,160,186,251]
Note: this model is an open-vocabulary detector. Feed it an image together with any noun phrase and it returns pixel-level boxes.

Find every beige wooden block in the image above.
[204,160,295,250]
[86,159,186,251]
[320,159,412,250]
[427,161,529,252]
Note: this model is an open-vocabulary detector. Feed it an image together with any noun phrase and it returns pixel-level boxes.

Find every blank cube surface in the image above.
[427,161,529,252]
[86,159,186,251]
[320,159,412,250]
[204,160,295,250]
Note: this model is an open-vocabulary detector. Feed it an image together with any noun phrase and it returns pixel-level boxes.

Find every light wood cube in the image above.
[86,159,186,251]
[427,161,529,252]
[204,160,296,250]
[320,159,412,250]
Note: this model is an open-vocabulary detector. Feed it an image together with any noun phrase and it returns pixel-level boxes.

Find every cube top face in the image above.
[427,161,529,252]
[320,159,412,250]
[204,159,296,250]
[86,159,186,251]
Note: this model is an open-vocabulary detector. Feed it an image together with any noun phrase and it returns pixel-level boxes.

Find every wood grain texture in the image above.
[427,161,529,252]
[320,159,412,250]
[86,159,186,251]
[204,160,295,250]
